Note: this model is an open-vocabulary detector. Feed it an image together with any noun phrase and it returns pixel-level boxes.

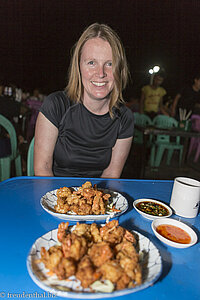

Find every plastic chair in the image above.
[133,112,153,144]
[0,114,22,181]
[27,137,34,176]
[187,114,200,162]
[150,115,183,167]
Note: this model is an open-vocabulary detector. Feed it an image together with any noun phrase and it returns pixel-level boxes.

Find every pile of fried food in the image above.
[54,181,115,215]
[39,220,142,292]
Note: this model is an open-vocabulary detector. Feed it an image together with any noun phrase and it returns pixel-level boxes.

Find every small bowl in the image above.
[151,218,198,248]
[133,198,172,220]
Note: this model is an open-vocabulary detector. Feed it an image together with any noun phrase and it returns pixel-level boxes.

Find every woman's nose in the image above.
[96,65,106,77]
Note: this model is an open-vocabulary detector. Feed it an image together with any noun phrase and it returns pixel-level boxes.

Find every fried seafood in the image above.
[76,255,101,288]
[88,242,113,267]
[100,220,125,245]
[62,233,88,261]
[38,220,142,292]
[54,181,112,215]
[57,222,69,242]
[54,257,76,280]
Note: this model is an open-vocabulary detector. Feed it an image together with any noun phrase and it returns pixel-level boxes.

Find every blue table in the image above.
[0,176,199,300]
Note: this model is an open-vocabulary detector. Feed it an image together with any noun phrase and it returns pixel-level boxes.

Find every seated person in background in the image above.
[0,87,29,167]
[0,95,21,121]
[34,23,134,178]
[126,96,140,112]
[139,71,169,119]
[171,73,200,119]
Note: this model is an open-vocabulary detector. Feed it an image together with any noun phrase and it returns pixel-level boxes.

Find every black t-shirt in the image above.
[177,86,200,112]
[40,91,134,177]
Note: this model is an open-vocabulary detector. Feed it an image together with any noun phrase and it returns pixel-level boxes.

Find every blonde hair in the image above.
[66,23,129,116]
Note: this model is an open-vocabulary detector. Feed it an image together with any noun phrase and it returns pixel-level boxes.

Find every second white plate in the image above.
[40,188,128,221]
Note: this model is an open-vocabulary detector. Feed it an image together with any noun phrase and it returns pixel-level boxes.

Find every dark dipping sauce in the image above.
[136,201,169,216]
[156,224,191,244]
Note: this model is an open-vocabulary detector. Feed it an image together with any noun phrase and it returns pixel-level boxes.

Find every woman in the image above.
[34,23,134,178]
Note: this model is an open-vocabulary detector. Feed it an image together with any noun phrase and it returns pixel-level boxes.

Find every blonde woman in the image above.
[34,23,134,178]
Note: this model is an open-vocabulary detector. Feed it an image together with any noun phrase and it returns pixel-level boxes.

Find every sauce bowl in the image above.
[151,218,198,248]
[133,198,172,220]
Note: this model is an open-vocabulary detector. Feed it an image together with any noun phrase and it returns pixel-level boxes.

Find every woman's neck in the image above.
[83,98,110,115]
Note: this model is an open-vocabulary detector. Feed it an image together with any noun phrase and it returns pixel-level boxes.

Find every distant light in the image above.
[149,69,153,74]
[153,65,160,73]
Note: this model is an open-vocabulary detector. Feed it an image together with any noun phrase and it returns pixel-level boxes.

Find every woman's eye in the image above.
[88,61,94,65]
[106,62,112,67]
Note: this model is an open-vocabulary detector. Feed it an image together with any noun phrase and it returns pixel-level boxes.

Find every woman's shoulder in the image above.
[40,90,71,127]
[45,90,68,104]
[114,103,134,122]
[118,102,133,114]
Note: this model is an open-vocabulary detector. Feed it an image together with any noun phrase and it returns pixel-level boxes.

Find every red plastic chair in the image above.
[187,114,200,162]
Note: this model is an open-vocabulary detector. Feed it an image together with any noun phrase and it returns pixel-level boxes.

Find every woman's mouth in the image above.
[91,81,106,87]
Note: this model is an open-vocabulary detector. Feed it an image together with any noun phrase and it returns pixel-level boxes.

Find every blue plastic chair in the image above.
[150,115,183,167]
[0,114,22,181]
[133,112,153,144]
[27,137,34,176]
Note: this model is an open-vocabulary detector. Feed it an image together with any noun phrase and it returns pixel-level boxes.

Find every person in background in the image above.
[126,96,140,112]
[34,23,134,178]
[0,83,22,159]
[171,74,200,119]
[139,71,169,119]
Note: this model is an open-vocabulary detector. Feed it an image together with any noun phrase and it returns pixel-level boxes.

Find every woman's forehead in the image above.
[81,38,112,59]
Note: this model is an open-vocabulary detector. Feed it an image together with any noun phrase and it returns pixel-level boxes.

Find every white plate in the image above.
[133,198,172,220]
[151,218,198,248]
[40,188,128,221]
[27,228,162,298]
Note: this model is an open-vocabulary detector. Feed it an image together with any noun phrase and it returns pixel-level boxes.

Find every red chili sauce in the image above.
[156,224,191,244]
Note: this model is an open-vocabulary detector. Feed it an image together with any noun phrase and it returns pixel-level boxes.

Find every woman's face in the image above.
[80,37,114,102]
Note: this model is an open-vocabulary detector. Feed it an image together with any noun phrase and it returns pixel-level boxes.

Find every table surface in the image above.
[135,124,200,137]
[0,176,199,300]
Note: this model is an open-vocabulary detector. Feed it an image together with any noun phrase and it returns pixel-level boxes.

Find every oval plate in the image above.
[27,228,162,298]
[133,198,172,220]
[40,188,128,221]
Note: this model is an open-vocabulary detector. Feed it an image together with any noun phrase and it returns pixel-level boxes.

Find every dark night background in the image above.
[1,0,200,99]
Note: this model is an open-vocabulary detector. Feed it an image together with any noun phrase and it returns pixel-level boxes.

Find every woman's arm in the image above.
[101,136,133,179]
[34,112,58,176]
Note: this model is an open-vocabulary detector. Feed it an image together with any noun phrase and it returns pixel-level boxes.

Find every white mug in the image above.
[170,177,200,218]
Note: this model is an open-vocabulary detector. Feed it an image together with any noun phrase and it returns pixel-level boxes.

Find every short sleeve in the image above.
[40,91,67,128]
[118,106,134,139]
